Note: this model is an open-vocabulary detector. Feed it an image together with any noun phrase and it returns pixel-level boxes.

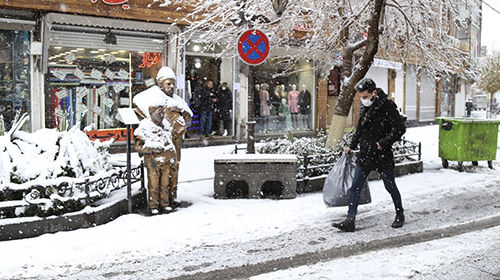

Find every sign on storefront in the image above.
[86,128,133,142]
[237,29,270,66]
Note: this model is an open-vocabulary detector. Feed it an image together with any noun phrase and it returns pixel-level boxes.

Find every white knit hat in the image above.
[156,66,176,82]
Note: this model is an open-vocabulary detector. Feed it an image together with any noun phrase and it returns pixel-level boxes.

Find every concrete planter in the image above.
[214,154,298,199]
[0,189,146,242]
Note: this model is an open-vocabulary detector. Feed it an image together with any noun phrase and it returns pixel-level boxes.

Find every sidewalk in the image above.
[0,125,499,279]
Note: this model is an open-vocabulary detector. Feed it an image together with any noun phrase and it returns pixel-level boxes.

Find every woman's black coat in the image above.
[348,89,406,171]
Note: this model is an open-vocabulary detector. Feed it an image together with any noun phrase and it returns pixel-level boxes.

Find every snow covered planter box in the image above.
[214,154,298,199]
[257,133,423,193]
[0,121,146,240]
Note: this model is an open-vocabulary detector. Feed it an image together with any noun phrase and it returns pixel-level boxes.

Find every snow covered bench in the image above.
[214,154,298,199]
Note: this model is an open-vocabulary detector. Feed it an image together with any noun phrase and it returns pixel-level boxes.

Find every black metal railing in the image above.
[0,163,145,219]
[297,139,421,184]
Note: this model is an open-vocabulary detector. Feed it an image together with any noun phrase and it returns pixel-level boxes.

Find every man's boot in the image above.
[391,212,405,228]
[332,216,355,232]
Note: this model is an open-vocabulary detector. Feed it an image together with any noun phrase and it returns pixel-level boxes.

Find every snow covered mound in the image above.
[0,127,112,185]
[134,118,176,152]
[257,131,354,156]
[133,86,193,119]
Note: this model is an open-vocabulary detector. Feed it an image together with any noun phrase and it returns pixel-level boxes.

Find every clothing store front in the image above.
[183,40,235,138]
[42,13,178,140]
[251,58,315,134]
[0,11,35,132]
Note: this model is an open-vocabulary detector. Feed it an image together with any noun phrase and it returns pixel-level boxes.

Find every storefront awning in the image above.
[0,18,35,32]
[44,13,180,34]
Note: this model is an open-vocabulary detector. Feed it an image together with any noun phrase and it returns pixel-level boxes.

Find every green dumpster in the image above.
[435,117,500,171]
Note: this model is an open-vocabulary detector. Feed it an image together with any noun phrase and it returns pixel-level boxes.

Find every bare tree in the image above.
[168,0,469,148]
[478,53,500,118]
[479,53,500,95]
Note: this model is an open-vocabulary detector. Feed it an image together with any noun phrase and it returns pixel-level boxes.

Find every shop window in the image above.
[185,40,233,138]
[45,47,164,133]
[252,59,314,133]
[0,30,31,132]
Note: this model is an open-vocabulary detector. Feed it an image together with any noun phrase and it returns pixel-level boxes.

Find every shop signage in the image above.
[118,69,129,80]
[91,69,104,80]
[77,86,90,99]
[372,58,403,70]
[119,97,130,106]
[113,83,126,93]
[104,116,114,126]
[237,29,270,65]
[55,90,68,99]
[54,107,65,118]
[103,97,115,108]
[105,68,116,80]
[139,52,161,69]
[52,70,67,81]
[77,103,88,112]
[97,85,108,96]
[74,68,85,80]
[93,106,103,115]
[292,24,312,32]
[90,0,130,10]
[65,53,77,64]
[105,54,117,64]
[144,78,155,88]
[86,128,133,142]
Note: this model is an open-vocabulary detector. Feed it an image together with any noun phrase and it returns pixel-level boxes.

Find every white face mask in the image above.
[222,86,227,90]
[361,96,374,107]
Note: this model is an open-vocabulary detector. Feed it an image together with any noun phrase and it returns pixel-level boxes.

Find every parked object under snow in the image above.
[0,115,137,218]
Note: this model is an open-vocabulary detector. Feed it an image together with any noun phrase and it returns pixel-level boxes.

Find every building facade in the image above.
[0,1,319,143]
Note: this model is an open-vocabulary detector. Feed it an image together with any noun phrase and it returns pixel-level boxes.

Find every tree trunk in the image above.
[325,0,386,149]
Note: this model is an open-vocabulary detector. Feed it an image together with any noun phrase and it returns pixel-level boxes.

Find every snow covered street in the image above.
[251,225,500,280]
[0,125,499,280]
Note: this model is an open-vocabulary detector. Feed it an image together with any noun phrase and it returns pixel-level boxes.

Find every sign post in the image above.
[237,29,270,154]
[117,107,140,213]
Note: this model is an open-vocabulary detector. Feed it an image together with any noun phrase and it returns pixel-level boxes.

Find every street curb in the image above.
[0,189,146,241]
[167,215,500,280]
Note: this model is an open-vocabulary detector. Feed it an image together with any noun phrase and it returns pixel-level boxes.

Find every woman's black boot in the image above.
[332,216,356,232]
[391,212,405,228]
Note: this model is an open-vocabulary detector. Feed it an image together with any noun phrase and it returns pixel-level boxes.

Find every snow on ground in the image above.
[251,225,500,280]
[0,125,499,279]
[471,110,500,119]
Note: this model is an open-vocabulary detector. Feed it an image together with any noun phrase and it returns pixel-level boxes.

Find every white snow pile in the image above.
[257,131,354,156]
[257,131,419,179]
[0,125,113,185]
[133,85,193,119]
[134,118,176,152]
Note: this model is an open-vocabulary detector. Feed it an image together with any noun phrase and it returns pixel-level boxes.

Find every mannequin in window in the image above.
[278,98,292,131]
[299,84,311,129]
[254,84,261,118]
[272,84,285,115]
[259,83,270,131]
[288,84,300,129]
